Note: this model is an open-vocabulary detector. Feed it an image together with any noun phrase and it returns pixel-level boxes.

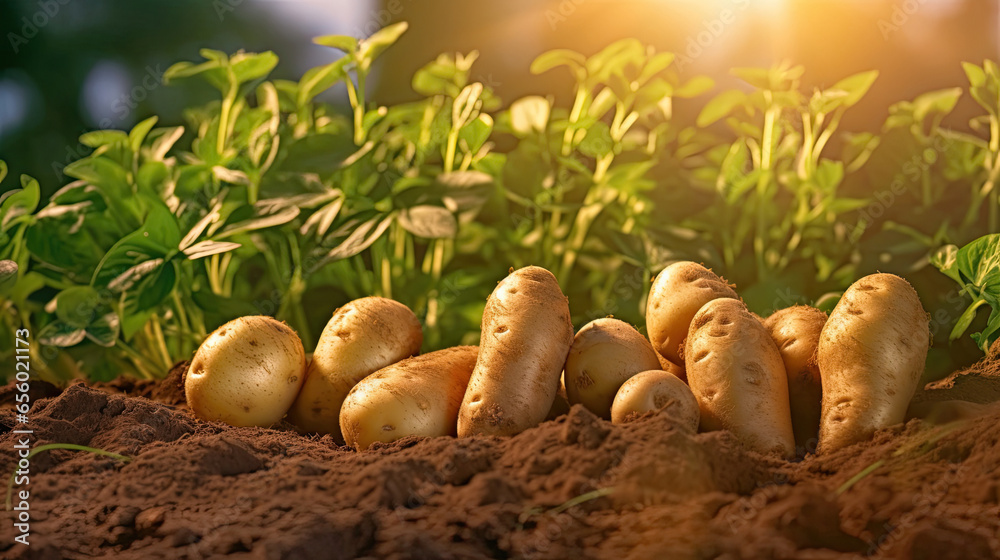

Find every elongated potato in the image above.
[287,297,422,439]
[817,273,929,453]
[564,318,661,419]
[685,298,795,457]
[611,370,700,431]
[458,266,573,437]
[763,305,827,450]
[340,346,478,450]
[185,316,306,427]
[646,261,737,376]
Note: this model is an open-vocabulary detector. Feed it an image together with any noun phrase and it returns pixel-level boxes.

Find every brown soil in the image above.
[2,358,1000,560]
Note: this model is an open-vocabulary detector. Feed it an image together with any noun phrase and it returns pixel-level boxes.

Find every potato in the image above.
[287,297,422,439]
[817,273,929,453]
[685,298,795,457]
[646,261,738,376]
[763,305,827,450]
[610,370,700,431]
[340,346,478,451]
[185,316,306,427]
[458,266,573,437]
[564,318,661,419]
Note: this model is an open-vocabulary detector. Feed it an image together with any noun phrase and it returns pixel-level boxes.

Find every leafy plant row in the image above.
[1,22,999,380]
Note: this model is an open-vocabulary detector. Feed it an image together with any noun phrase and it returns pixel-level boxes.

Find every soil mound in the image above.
[2,362,1000,559]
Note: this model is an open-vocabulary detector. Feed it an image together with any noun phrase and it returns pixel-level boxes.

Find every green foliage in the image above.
[932,235,1000,351]
[2,22,999,380]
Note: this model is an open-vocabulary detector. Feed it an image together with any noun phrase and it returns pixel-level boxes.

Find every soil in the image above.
[2,359,1000,560]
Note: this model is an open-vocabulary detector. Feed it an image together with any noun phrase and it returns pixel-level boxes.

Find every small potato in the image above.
[287,297,422,440]
[458,266,574,437]
[564,318,661,419]
[817,273,930,453]
[763,305,827,450]
[185,316,306,427]
[611,370,700,431]
[645,261,737,376]
[340,346,479,451]
[685,298,795,457]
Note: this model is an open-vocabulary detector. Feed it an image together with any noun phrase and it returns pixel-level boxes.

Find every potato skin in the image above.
[340,346,479,451]
[611,370,700,431]
[458,266,574,437]
[763,305,827,450]
[564,318,661,419]
[817,273,929,453]
[646,261,737,376]
[685,298,795,457]
[286,297,422,439]
[185,316,306,427]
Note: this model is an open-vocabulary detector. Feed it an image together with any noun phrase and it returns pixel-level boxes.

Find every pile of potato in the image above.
[184,262,930,456]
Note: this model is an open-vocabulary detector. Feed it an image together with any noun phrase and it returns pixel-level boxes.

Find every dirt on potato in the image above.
[2,358,1000,560]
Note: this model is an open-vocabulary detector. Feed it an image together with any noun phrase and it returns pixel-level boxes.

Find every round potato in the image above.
[685,298,795,457]
[458,266,574,437]
[611,369,700,431]
[287,297,422,440]
[817,273,929,453]
[340,346,479,451]
[185,316,306,427]
[763,305,827,450]
[564,318,661,419]
[645,261,737,376]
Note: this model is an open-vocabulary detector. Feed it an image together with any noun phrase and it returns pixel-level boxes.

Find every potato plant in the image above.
[0,21,997,387]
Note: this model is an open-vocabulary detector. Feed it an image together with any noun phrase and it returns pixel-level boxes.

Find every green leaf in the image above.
[459,113,493,153]
[80,130,128,149]
[230,51,279,85]
[85,313,120,347]
[298,57,349,106]
[128,116,159,154]
[951,298,987,341]
[0,260,17,293]
[318,215,393,264]
[674,75,714,99]
[697,90,746,127]
[956,234,1000,302]
[963,61,987,87]
[0,160,7,184]
[132,261,177,312]
[56,286,102,328]
[357,22,408,68]
[509,96,550,136]
[972,307,1000,351]
[92,204,180,288]
[397,206,457,238]
[829,70,878,108]
[217,199,300,239]
[313,34,358,53]
[1,175,40,231]
[913,88,962,122]
[931,244,961,283]
[530,49,586,77]
[182,240,242,260]
[37,320,87,347]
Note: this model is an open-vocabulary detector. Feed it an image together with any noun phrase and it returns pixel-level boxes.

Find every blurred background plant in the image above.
[2,0,1000,383]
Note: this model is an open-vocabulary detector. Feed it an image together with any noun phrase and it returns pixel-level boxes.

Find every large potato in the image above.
[817,273,929,453]
[611,369,700,432]
[340,346,478,450]
[645,261,737,376]
[685,298,795,457]
[458,266,573,437]
[287,297,422,440]
[564,318,661,419]
[763,305,827,450]
[185,316,306,427]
